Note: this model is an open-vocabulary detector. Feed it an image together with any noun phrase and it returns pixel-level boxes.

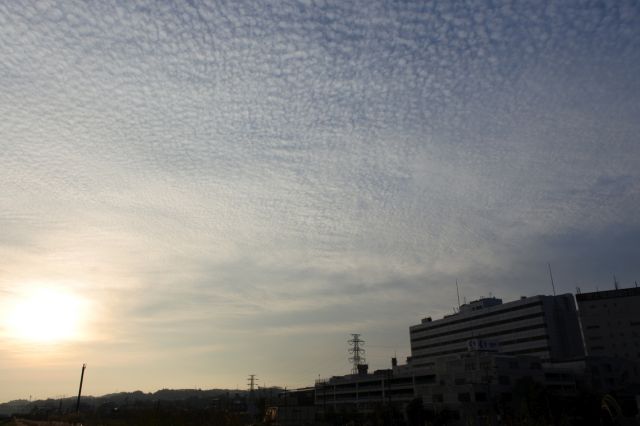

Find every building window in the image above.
[455,378,466,385]
[432,394,443,403]
[415,375,435,385]
[475,392,487,402]
[509,360,519,369]
[499,376,510,385]
[458,393,471,402]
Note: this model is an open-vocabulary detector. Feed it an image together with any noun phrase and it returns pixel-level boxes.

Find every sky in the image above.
[0,0,639,403]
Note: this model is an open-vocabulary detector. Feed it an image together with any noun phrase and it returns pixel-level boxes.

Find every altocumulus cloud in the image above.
[0,0,639,400]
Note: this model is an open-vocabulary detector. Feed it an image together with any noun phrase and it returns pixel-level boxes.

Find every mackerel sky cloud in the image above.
[0,0,639,401]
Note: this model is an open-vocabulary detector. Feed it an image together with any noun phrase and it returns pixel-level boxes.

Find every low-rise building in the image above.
[314,350,581,424]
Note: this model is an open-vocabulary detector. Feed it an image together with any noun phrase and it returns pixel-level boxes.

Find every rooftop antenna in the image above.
[548,263,556,296]
[613,275,619,290]
[76,363,86,414]
[348,334,366,374]
[456,279,461,311]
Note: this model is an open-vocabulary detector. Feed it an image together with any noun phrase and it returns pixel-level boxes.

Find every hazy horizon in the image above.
[0,385,262,405]
[1,0,639,403]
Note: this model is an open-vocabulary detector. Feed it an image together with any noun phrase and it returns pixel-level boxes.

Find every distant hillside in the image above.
[0,387,281,416]
[0,400,30,418]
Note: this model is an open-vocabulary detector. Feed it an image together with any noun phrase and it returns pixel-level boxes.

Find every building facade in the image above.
[576,286,640,362]
[409,294,584,367]
[314,352,578,425]
[308,292,640,425]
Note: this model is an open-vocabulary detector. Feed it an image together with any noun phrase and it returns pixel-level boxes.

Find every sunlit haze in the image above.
[3,285,87,343]
[1,0,639,403]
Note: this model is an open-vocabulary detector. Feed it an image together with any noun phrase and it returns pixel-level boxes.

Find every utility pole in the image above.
[76,363,86,414]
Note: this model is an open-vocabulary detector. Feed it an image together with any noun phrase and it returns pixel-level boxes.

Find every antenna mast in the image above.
[456,279,461,310]
[348,334,366,374]
[548,263,556,296]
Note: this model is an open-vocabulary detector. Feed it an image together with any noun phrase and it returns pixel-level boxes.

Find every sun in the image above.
[4,286,85,343]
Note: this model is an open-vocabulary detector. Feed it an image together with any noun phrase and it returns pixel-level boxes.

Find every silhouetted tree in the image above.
[406,397,425,426]
[511,377,549,425]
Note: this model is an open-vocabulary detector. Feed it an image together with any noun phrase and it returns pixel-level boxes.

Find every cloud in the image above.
[0,0,639,400]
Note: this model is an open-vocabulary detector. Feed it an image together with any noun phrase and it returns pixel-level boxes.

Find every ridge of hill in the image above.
[0,387,281,417]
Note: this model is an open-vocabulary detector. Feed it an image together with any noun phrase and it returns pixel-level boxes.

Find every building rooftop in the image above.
[576,286,640,301]
[459,296,503,313]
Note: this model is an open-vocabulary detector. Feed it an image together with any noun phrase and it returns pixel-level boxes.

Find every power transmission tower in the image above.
[247,374,258,392]
[348,334,366,374]
[247,375,258,421]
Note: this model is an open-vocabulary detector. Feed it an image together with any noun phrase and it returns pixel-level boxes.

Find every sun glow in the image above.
[4,286,86,343]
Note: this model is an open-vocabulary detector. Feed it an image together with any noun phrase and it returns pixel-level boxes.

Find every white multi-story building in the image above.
[576,286,640,362]
[409,294,584,367]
